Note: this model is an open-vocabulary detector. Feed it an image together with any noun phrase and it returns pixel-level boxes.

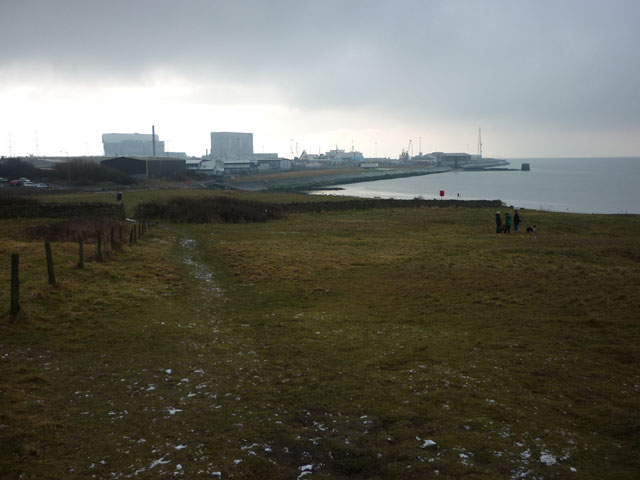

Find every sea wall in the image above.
[226,166,452,192]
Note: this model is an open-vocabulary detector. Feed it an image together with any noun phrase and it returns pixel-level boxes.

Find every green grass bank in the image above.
[1,190,639,479]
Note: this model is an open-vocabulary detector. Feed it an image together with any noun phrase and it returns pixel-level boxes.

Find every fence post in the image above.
[10,253,20,315]
[78,237,84,269]
[110,227,115,251]
[132,226,137,243]
[97,232,103,260]
[44,241,56,285]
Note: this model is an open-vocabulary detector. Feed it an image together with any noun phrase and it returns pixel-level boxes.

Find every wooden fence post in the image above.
[78,237,84,269]
[110,227,115,251]
[97,232,103,260]
[44,241,56,285]
[10,253,19,315]
[132,226,137,243]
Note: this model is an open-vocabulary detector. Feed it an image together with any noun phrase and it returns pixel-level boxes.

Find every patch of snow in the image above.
[540,452,557,466]
[570,467,577,472]
[297,464,314,480]
[421,440,437,448]
[175,444,187,450]
[149,457,170,469]
[165,369,173,375]
[167,407,183,415]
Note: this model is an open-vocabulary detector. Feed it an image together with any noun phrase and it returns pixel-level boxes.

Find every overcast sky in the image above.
[1,0,639,158]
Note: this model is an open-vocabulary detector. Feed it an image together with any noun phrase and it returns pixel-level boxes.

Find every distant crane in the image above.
[477,127,482,158]
[400,139,412,162]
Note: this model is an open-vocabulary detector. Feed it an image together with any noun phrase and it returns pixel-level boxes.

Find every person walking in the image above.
[504,212,512,233]
[495,212,502,233]
[514,210,520,232]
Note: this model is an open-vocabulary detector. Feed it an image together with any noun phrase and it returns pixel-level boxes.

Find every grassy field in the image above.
[1,190,639,479]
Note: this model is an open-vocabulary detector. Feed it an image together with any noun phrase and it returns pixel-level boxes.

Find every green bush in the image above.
[136,196,286,223]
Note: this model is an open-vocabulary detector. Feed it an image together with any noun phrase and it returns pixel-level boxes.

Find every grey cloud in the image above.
[2,0,639,130]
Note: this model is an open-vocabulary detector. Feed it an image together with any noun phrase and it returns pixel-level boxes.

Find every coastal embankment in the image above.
[222,159,510,192]
[224,165,453,192]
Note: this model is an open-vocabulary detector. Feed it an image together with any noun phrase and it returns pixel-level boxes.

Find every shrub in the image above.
[51,159,136,185]
[27,217,128,244]
[135,196,286,223]
[0,158,40,179]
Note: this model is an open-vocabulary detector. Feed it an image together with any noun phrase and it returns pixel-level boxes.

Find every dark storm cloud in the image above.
[2,0,639,129]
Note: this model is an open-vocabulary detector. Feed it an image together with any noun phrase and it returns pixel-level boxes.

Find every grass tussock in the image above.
[135,195,286,223]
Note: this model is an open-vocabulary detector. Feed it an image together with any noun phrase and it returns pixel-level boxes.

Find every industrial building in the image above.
[102,133,165,157]
[101,156,186,179]
[210,132,253,161]
[206,132,290,175]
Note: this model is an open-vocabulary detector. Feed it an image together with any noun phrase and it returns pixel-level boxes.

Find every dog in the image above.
[526,225,537,238]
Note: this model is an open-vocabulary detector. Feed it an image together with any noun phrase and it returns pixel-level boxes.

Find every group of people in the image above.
[495,210,534,236]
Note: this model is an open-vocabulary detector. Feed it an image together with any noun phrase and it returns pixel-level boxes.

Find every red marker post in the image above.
[440,190,445,199]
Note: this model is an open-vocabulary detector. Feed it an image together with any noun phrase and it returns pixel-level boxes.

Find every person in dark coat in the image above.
[514,210,520,232]
[495,212,502,233]
[504,212,512,233]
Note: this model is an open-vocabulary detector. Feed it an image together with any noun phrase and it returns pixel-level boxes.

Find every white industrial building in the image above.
[207,132,290,175]
[102,133,165,157]
[210,132,254,161]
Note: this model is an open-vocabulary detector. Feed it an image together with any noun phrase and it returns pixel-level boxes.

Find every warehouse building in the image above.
[101,156,186,179]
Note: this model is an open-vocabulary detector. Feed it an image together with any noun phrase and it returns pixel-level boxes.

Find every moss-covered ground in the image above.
[1,190,639,479]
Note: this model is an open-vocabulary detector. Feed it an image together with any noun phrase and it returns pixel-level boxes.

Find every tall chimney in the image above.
[152,125,156,157]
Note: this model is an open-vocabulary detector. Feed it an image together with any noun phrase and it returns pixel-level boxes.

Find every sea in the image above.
[312,157,640,214]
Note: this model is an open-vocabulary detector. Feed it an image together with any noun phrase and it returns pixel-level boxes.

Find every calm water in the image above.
[313,157,640,214]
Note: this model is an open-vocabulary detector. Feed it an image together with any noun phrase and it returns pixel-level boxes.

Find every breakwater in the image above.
[225,166,453,192]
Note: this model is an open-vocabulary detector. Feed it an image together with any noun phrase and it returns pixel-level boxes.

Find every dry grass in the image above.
[1,195,639,479]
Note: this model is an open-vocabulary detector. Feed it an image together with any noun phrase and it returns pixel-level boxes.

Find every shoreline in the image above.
[222,161,510,193]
